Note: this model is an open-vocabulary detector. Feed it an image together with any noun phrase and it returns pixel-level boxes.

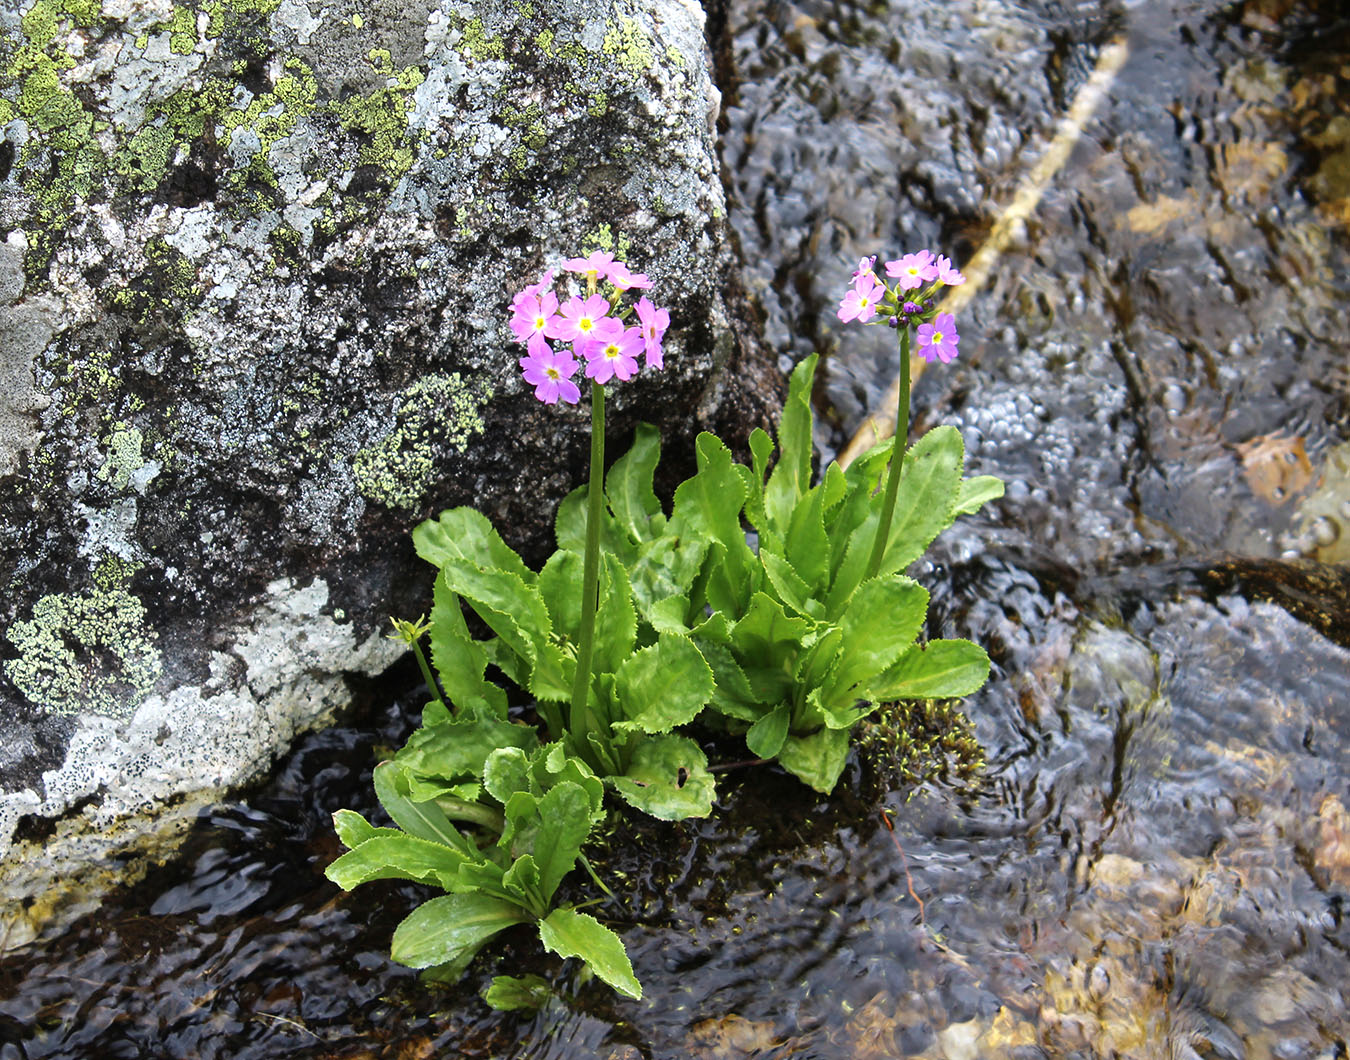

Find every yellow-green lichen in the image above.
[535,28,554,56]
[4,587,163,718]
[336,57,425,183]
[459,17,505,63]
[97,426,146,490]
[353,373,490,510]
[587,91,608,118]
[601,17,653,75]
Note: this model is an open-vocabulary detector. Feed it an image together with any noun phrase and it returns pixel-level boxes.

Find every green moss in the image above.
[4,587,163,718]
[97,426,146,490]
[353,373,490,510]
[858,698,984,794]
[601,17,653,75]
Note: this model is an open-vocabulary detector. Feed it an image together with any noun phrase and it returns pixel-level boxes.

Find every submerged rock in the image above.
[0,0,777,943]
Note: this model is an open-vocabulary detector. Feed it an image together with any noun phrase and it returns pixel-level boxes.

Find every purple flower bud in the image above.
[902,302,920,316]
[888,315,899,328]
[923,298,935,311]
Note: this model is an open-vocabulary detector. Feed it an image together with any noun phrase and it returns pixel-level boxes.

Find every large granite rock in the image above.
[0,0,776,944]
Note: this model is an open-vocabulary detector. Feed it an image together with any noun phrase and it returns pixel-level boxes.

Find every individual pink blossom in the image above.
[520,343,581,405]
[837,275,885,323]
[885,250,938,291]
[549,293,613,344]
[563,251,617,284]
[606,260,652,290]
[915,312,960,363]
[634,296,669,369]
[851,256,877,283]
[509,290,560,345]
[935,255,965,286]
[583,326,644,384]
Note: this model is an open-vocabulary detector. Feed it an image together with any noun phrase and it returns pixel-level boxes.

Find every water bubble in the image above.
[1087,963,1110,1001]
[1339,498,1350,521]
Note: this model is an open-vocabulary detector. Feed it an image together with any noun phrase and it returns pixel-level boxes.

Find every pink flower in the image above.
[634,296,669,369]
[606,260,652,290]
[935,255,965,286]
[549,293,613,344]
[915,312,960,363]
[837,275,885,323]
[583,326,644,384]
[563,251,617,284]
[509,290,560,345]
[851,256,877,283]
[520,343,581,405]
[885,250,938,291]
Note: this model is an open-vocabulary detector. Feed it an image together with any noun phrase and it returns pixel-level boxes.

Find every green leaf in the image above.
[953,474,1004,517]
[396,716,539,787]
[374,762,474,855]
[484,974,554,1012]
[530,782,597,901]
[760,547,811,615]
[745,703,790,759]
[592,554,637,676]
[764,353,817,536]
[877,425,965,575]
[438,557,551,668]
[413,507,533,584]
[612,634,714,734]
[390,893,529,971]
[730,592,810,705]
[743,426,774,531]
[332,809,400,850]
[326,834,470,891]
[482,747,533,805]
[697,641,762,723]
[869,638,991,700]
[776,727,851,794]
[502,854,545,913]
[819,576,929,714]
[531,745,605,817]
[609,733,715,820]
[429,572,507,719]
[555,485,588,552]
[538,909,642,1000]
[538,550,583,644]
[646,594,692,635]
[670,434,754,611]
[629,535,707,620]
[606,423,664,542]
[784,480,830,593]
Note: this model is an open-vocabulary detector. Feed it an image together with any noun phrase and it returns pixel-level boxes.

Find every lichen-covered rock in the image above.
[0,0,777,943]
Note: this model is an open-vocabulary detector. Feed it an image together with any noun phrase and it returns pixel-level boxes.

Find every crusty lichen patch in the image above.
[3,586,162,718]
[352,372,491,510]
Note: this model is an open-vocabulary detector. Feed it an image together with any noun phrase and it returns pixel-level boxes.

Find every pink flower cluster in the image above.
[837,249,967,364]
[511,252,670,405]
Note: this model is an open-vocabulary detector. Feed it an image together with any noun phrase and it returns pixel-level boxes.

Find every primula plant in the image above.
[327,247,1002,1005]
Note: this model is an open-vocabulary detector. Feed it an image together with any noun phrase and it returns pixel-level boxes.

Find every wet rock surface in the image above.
[0,0,777,940]
[2,0,1349,1056]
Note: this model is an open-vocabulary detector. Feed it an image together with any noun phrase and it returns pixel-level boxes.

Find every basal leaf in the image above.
[820,576,929,712]
[482,747,533,805]
[530,782,597,902]
[876,425,964,576]
[606,423,664,542]
[391,893,529,971]
[430,572,507,719]
[326,834,470,891]
[953,474,1005,517]
[760,547,812,616]
[502,854,545,914]
[743,426,774,531]
[869,638,991,700]
[613,634,714,734]
[439,557,551,668]
[332,808,400,850]
[784,479,830,593]
[538,909,642,1000]
[555,485,588,552]
[413,507,533,584]
[764,353,817,536]
[609,733,715,820]
[745,703,790,759]
[592,554,637,676]
[484,974,554,1012]
[697,641,762,723]
[776,727,852,794]
[538,550,583,644]
[670,434,754,610]
[374,762,474,855]
[396,716,539,787]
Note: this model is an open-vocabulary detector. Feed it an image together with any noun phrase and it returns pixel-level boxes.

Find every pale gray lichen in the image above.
[4,587,163,718]
[352,372,490,510]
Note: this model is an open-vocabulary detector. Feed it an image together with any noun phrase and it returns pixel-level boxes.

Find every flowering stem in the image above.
[866,324,911,579]
[570,379,607,759]
[409,637,449,715]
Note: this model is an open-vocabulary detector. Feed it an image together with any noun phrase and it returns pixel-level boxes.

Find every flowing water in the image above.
[4,0,1350,1056]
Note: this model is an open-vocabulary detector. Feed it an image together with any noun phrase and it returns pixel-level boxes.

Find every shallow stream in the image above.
[3,0,1349,1056]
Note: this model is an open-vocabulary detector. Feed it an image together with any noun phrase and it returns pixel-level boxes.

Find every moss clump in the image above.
[353,373,490,511]
[857,698,984,794]
[4,587,162,718]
